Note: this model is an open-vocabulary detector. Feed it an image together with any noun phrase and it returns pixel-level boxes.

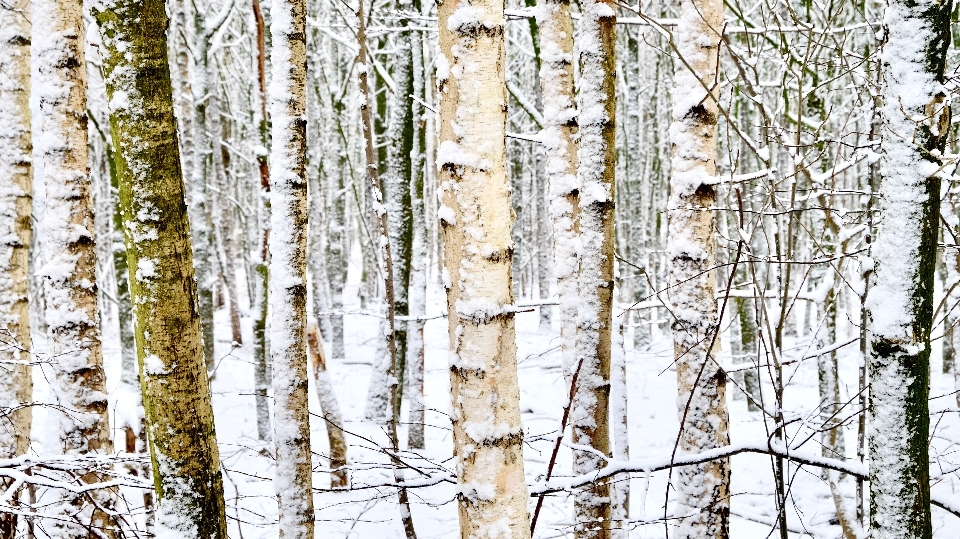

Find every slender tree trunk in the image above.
[667,0,730,538]
[537,0,578,405]
[368,3,416,421]
[866,2,951,538]
[356,3,418,536]
[35,1,116,535]
[0,2,33,535]
[572,1,616,536]
[191,10,218,372]
[438,2,532,538]
[268,0,315,535]
[306,324,348,488]
[407,3,428,449]
[92,0,229,535]
[252,0,272,442]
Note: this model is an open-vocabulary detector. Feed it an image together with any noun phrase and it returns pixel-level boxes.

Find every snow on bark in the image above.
[572,0,616,536]
[666,1,730,538]
[865,2,951,538]
[91,0,228,536]
[34,0,117,534]
[307,324,348,488]
[268,0,315,535]
[536,0,578,383]
[0,1,34,535]
[438,0,531,537]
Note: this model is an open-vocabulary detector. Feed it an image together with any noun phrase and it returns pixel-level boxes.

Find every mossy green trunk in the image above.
[92,1,228,536]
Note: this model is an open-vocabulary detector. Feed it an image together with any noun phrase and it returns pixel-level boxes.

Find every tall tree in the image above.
[34,0,116,534]
[92,0,229,535]
[437,1,532,538]
[866,1,952,538]
[268,0,315,535]
[0,1,33,536]
[667,0,730,538]
[572,0,616,535]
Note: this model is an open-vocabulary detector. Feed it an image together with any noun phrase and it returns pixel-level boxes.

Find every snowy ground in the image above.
[27,248,960,538]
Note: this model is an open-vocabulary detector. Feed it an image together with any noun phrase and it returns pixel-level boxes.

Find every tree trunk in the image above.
[438,2,532,538]
[306,324,348,488]
[368,4,416,421]
[0,2,33,535]
[572,1,616,536]
[191,9,218,372]
[268,0,316,535]
[35,1,116,534]
[667,0,730,538]
[252,0,272,443]
[91,0,229,535]
[866,2,951,538]
[407,3,428,450]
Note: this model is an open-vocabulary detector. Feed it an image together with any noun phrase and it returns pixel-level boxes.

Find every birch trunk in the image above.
[367,3,416,420]
[34,1,117,534]
[667,1,730,538]
[438,2,531,538]
[191,9,218,372]
[573,1,616,536]
[92,0,229,535]
[268,0,315,535]
[536,0,578,410]
[407,3,429,449]
[866,2,951,538]
[0,2,33,535]
[306,324,348,488]
[252,0,272,442]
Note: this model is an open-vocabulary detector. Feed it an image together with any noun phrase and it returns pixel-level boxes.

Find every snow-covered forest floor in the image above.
[28,246,960,539]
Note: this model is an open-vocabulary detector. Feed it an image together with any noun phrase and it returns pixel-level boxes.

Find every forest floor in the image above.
[30,251,960,538]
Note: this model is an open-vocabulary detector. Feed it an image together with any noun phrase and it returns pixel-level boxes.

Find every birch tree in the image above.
[0,1,33,535]
[572,0,616,535]
[866,1,952,538]
[268,0,315,535]
[92,0,228,535]
[667,0,730,537]
[437,1,531,538]
[34,0,117,534]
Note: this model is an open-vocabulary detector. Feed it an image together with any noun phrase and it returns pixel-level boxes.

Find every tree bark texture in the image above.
[268,0,316,535]
[437,2,532,538]
[866,1,951,538]
[92,0,229,535]
[667,1,730,538]
[0,1,33,535]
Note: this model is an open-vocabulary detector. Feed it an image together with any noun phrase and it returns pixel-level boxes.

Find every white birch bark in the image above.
[34,0,116,534]
[536,0,578,377]
[307,324,348,488]
[0,2,34,535]
[667,1,729,538]
[268,0,315,535]
[573,1,616,535]
[437,1,531,538]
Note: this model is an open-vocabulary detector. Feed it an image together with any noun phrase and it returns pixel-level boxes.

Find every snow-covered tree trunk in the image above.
[268,0,315,535]
[34,1,117,534]
[407,5,428,449]
[252,0,272,442]
[866,1,951,538]
[305,324,348,488]
[92,0,228,535]
[667,0,730,538]
[0,2,34,535]
[572,1,616,535]
[368,3,416,421]
[437,2,532,538]
[191,6,220,371]
[536,0,578,403]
